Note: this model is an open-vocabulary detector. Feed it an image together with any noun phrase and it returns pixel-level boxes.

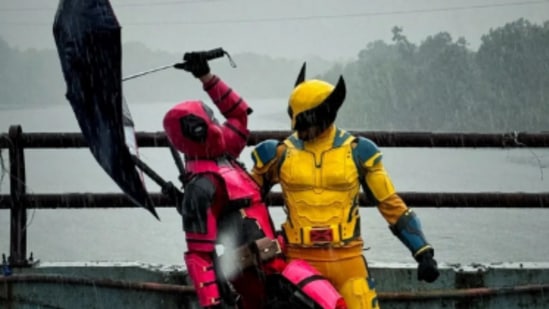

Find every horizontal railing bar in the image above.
[1,274,548,300]
[0,274,195,294]
[249,131,549,148]
[1,131,549,149]
[1,192,548,209]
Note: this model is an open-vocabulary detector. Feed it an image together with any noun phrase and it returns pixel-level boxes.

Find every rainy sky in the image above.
[1,0,549,60]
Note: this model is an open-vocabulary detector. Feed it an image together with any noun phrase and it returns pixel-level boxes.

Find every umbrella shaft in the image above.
[123,64,173,81]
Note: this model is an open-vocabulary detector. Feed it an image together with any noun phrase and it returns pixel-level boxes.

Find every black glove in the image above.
[161,182,183,214]
[175,51,210,78]
[416,249,439,283]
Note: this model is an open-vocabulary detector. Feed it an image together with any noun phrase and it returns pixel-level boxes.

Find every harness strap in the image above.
[217,237,282,272]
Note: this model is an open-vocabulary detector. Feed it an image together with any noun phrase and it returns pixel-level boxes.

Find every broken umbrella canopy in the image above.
[52,0,158,219]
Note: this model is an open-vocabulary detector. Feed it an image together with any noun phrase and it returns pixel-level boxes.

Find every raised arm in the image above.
[179,52,252,159]
[202,74,252,158]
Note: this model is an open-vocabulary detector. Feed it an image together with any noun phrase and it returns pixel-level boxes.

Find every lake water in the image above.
[1,99,548,266]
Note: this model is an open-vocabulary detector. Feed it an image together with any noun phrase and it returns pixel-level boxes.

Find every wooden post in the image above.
[8,125,28,266]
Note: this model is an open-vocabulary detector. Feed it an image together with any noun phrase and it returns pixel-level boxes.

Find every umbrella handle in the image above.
[130,155,183,204]
[168,143,187,185]
[174,47,237,70]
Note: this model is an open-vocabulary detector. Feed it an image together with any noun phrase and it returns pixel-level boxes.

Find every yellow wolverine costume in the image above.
[251,63,439,308]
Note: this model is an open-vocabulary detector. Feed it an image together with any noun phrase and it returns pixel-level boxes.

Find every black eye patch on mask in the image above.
[180,114,208,143]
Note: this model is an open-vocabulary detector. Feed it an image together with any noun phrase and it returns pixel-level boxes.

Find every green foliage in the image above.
[1,18,547,133]
[0,40,334,108]
[331,19,548,132]
[476,18,549,131]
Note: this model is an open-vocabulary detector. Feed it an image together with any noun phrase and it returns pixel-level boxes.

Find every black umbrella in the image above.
[52,0,158,219]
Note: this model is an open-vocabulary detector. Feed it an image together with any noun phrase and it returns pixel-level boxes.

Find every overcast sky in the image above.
[1,0,548,60]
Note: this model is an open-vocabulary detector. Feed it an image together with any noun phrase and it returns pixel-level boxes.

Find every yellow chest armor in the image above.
[279,134,361,246]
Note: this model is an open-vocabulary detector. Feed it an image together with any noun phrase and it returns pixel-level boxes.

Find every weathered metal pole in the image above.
[1,192,548,209]
[15,131,549,148]
[1,274,548,300]
[8,125,28,267]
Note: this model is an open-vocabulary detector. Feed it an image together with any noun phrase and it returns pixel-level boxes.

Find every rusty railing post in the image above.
[8,125,28,266]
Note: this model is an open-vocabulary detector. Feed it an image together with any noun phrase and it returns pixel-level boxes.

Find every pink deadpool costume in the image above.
[163,71,347,309]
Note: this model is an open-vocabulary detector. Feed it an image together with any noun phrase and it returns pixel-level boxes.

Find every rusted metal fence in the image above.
[1,125,549,266]
[1,274,548,300]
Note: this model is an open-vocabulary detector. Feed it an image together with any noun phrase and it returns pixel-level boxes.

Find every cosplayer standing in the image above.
[250,64,440,308]
[163,53,347,309]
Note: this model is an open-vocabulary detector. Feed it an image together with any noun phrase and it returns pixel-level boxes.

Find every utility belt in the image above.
[217,237,282,272]
[283,223,357,246]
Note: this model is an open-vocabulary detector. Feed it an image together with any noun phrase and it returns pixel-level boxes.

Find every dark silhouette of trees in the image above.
[1,18,547,132]
[333,19,549,132]
[476,18,549,131]
[0,38,65,108]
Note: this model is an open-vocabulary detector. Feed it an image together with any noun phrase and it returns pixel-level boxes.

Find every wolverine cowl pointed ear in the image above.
[288,62,307,119]
[294,62,306,87]
[323,76,346,114]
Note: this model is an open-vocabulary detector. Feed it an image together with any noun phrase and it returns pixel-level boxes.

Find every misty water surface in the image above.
[1,101,548,266]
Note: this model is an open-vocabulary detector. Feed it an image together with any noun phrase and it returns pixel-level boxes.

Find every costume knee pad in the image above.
[282,259,346,309]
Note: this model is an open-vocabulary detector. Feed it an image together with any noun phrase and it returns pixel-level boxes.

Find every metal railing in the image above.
[1,125,549,266]
[1,274,548,301]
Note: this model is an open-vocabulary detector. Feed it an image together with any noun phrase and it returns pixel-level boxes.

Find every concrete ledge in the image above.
[1,262,549,308]
[368,262,549,309]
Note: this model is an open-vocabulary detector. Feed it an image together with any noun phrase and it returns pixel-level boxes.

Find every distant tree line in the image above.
[0,39,66,109]
[326,18,549,132]
[118,43,334,103]
[1,18,547,132]
[0,39,332,108]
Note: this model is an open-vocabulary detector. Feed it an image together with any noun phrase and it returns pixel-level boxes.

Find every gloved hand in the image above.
[161,181,183,213]
[175,51,210,78]
[416,249,439,283]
